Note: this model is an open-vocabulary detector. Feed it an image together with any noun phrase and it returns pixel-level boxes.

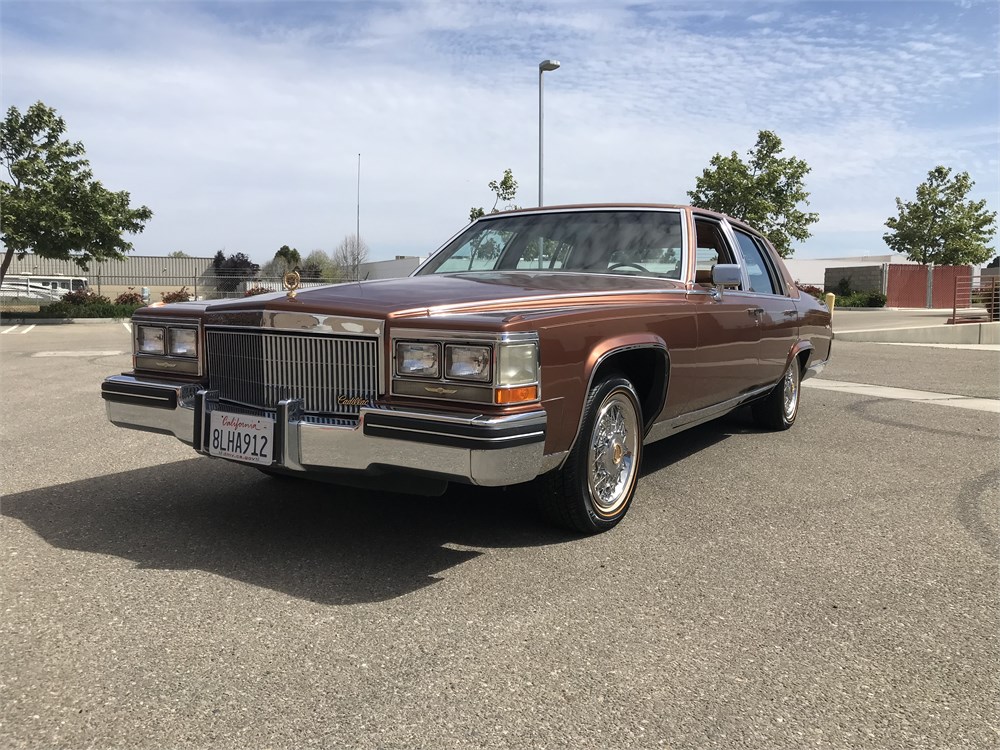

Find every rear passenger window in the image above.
[733,230,780,295]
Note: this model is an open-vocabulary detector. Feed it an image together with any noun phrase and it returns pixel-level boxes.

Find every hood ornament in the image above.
[283,269,301,299]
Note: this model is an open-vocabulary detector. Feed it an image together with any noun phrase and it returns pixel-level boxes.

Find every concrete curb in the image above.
[837,321,999,345]
[0,317,127,325]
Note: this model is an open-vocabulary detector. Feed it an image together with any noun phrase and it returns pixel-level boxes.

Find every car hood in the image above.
[202,272,687,320]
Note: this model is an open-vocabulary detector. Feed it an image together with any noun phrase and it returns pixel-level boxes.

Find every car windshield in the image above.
[417,210,685,279]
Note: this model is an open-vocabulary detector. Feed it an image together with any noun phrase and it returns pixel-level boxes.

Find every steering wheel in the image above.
[608,262,649,274]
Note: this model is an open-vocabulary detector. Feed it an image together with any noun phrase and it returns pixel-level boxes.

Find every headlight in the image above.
[137,326,165,355]
[396,341,440,378]
[445,344,491,382]
[168,328,198,357]
[497,343,538,386]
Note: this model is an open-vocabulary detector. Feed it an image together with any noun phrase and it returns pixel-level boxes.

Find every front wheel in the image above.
[751,357,801,430]
[538,376,643,534]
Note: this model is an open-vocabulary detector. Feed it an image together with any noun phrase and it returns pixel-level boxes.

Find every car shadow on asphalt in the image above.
[3,413,753,606]
[1,459,576,606]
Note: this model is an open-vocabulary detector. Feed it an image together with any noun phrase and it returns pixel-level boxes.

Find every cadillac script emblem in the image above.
[283,270,301,298]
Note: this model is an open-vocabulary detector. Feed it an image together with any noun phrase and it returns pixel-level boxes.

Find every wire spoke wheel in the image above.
[587,391,640,517]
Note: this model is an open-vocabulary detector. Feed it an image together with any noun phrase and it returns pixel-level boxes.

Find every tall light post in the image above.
[538,59,560,207]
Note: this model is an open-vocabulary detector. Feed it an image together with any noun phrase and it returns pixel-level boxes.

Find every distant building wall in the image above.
[824,265,886,294]
[359,256,424,280]
[4,253,217,299]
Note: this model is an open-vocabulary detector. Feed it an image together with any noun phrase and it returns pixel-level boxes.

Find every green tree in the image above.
[167,250,191,258]
[275,245,301,267]
[883,166,997,265]
[301,249,334,281]
[262,245,303,277]
[687,130,818,258]
[0,101,153,283]
[469,168,519,223]
[212,250,259,292]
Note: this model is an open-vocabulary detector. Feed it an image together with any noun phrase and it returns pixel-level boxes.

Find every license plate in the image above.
[209,411,274,466]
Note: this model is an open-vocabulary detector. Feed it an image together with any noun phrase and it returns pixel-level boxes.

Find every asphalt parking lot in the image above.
[1,322,997,750]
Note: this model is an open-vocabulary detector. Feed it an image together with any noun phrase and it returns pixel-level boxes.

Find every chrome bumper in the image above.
[101,375,547,487]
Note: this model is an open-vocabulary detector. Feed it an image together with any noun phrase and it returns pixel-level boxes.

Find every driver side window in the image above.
[694,219,738,286]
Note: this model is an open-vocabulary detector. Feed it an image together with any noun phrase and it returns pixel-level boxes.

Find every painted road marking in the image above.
[1,326,20,334]
[805,379,1000,413]
[32,351,126,358]
[876,342,1000,352]
[121,321,132,333]
[1,325,37,335]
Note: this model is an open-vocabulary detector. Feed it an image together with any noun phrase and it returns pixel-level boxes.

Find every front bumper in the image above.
[101,375,547,486]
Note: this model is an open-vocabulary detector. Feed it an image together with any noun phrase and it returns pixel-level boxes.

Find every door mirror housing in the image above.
[712,264,742,289]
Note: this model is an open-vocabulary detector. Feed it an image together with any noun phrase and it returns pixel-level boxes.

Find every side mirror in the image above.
[711,264,742,290]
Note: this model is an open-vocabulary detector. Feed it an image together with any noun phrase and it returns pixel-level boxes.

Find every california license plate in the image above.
[209,411,274,466]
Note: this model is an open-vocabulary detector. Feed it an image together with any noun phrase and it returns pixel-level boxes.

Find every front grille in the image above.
[206,329,379,417]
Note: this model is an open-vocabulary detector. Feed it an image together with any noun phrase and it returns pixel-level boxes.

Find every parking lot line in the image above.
[121,321,132,333]
[1,325,21,334]
[805,378,1000,413]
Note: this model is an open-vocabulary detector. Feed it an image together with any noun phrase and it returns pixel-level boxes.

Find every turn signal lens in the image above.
[497,343,538,386]
[495,385,538,404]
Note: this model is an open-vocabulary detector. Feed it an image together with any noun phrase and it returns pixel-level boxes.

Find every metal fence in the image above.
[951,275,1000,324]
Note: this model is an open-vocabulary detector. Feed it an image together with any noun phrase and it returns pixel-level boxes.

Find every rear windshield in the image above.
[417,210,685,280]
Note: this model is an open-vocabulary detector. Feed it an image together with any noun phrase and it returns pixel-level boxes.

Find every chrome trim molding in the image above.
[643,384,773,444]
[102,375,550,487]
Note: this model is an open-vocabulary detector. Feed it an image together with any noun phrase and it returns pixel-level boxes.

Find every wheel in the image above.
[539,375,643,534]
[608,262,649,274]
[751,357,801,430]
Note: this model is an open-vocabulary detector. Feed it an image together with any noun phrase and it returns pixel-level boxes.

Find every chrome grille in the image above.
[206,329,379,416]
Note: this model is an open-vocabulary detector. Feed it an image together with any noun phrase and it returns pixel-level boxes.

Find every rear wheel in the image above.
[752,357,801,430]
[539,376,643,534]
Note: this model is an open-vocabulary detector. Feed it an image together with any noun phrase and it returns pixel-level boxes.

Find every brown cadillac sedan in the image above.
[102,205,832,533]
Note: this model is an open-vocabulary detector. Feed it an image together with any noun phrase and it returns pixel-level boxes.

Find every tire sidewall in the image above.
[575,376,643,531]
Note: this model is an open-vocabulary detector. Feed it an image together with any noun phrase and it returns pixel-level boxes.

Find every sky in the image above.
[1,0,998,264]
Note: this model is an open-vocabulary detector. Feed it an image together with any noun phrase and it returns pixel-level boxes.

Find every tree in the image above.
[0,101,153,283]
[469,168,519,223]
[687,130,818,258]
[301,249,334,281]
[332,235,369,281]
[261,245,303,277]
[883,166,997,266]
[212,250,259,292]
[167,250,191,258]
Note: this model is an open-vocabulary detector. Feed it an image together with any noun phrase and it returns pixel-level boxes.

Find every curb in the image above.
[0,318,127,325]
[836,321,1000,345]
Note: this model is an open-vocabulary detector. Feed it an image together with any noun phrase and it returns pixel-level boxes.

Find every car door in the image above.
[728,225,798,386]
[689,216,762,409]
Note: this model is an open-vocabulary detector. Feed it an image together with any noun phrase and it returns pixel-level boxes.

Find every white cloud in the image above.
[1,0,997,262]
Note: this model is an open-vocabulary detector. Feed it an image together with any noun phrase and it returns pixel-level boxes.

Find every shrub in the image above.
[795,282,824,299]
[114,287,144,305]
[62,288,112,305]
[837,291,887,308]
[23,302,142,319]
[161,286,191,304]
[243,286,272,297]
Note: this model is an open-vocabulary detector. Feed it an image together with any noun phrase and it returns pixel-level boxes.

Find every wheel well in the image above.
[796,348,811,374]
[592,347,668,432]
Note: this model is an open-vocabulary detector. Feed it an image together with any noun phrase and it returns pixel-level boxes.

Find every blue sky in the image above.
[2,0,998,263]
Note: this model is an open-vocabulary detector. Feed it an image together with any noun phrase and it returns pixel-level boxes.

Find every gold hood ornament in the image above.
[283,270,301,299]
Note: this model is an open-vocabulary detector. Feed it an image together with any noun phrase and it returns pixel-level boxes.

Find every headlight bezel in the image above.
[391,330,539,405]
[133,317,202,375]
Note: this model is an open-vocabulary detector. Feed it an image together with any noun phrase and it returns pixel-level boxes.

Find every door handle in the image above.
[748,307,764,318]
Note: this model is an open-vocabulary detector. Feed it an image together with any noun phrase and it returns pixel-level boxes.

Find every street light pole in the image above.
[538,59,560,208]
